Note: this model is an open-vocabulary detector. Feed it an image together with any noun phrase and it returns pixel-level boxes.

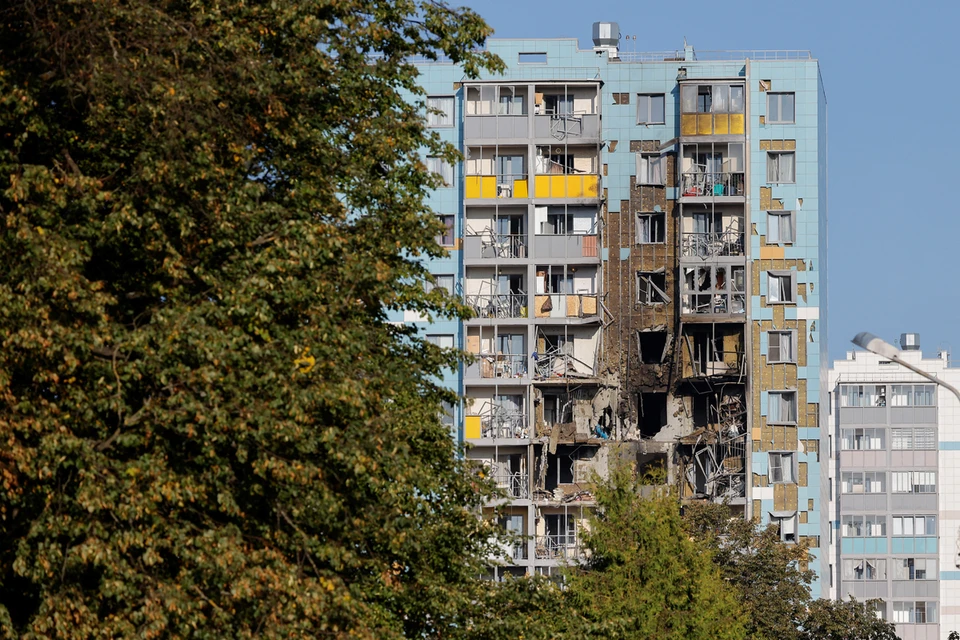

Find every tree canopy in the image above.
[0,1,505,637]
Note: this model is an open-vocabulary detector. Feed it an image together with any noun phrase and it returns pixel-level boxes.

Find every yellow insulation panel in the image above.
[465,416,482,439]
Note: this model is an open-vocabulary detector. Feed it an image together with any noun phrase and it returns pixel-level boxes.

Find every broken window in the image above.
[544,514,576,546]
[766,271,796,304]
[638,331,668,364]
[544,451,575,490]
[767,390,797,424]
[767,330,796,363]
[770,512,798,543]
[543,94,573,115]
[767,92,796,124]
[426,96,455,127]
[766,151,795,183]
[635,153,665,186]
[768,452,795,484]
[636,212,665,244]
[637,93,665,124]
[767,211,796,244]
[637,271,669,304]
[637,392,667,438]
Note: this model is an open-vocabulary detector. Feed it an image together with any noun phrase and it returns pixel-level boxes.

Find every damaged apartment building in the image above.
[396,24,828,593]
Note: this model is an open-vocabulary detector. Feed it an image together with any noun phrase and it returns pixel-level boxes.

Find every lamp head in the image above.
[852,332,900,360]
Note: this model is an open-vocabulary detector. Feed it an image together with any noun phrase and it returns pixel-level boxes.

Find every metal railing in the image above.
[535,535,584,561]
[478,353,527,379]
[680,231,745,258]
[681,171,745,197]
[616,49,812,62]
[480,412,528,439]
[492,472,529,499]
[681,293,746,316]
[684,350,746,378]
[466,233,527,259]
[465,293,527,319]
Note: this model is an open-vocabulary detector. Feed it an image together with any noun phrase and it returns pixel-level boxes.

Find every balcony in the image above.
[465,174,528,200]
[533,294,599,320]
[533,234,599,260]
[535,535,584,561]
[464,410,528,440]
[467,353,528,380]
[680,171,745,198]
[532,174,600,199]
[491,472,529,500]
[534,113,601,141]
[464,233,528,260]
[465,293,528,320]
[680,231,745,258]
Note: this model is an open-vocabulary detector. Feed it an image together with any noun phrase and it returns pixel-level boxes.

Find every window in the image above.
[892,558,937,580]
[841,471,886,494]
[840,428,885,450]
[891,472,936,494]
[637,272,670,304]
[893,516,937,536]
[543,94,573,115]
[766,151,796,183]
[637,93,665,124]
[842,558,887,581]
[772,513,797,543]
[767,330,796,363]
[435,215,455,246]
[426,334,455,349]
[680,83,745,114]
[426,156,454,185]
[841,515,886,537]
[840,384,887,407]
[636,153,665,186]
[636,213,665,244]
[440,400,455,428]
[768,452,795,483]
[518,52,547,64]
[426,96,455,127]
[892,427,937,450]
[894,601,937,624]
[426,274,455,296]
[891,384,935,407]
[767,211,796,244]
[768,391,797,424]
[766,270,796,304]
[767,92,796,124]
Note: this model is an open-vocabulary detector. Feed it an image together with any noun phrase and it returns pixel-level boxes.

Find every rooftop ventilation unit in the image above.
[592,22,620,59]
[900,333,920,351]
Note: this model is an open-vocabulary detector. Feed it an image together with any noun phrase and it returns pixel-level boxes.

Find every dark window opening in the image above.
[638,392,667,438]
[639,331,668,364]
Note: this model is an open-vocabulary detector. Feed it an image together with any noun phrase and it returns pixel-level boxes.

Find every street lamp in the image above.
[851,332,960,402]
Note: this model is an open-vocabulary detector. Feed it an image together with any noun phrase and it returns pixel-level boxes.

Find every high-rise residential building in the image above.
[829,336,960,638]
[399,24,828,592]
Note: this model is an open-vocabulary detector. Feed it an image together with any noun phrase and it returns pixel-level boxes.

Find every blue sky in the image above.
[457,0,960,364]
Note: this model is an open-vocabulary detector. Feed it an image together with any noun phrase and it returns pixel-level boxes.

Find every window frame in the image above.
[891,471,936,494]
[768,451,796,484]
[426,334,455,350]
[637,271,670,305]
[426,95,455,127]
[426,273,456,296]
[636,152,665,186]
[435,214,455,247]
[636,212,665,244]
[767,330,797,364]
[766,151,796,184]
[766,270,797,304]
[767,390,798,425]
[767,211,796,245]
[637,93,666,125]
[840,427,885,451]
[766,92,796,124]
[426,156,454,186]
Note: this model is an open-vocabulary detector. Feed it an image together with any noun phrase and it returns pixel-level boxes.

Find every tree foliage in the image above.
[800,598,899,640]
[0,0,505,637]
[563,461,747,640]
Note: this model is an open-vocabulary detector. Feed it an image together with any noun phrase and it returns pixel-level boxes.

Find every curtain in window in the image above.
[427,96,454,126]
[768,274,788,302]
[637,216,651,243]
[729,85,745,113]
[779,332,792,362]
[681,85,696,112]
[711,84,729,113]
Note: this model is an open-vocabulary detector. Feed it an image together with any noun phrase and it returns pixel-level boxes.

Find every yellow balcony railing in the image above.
[464,175,529,199]
[532,174,600,199]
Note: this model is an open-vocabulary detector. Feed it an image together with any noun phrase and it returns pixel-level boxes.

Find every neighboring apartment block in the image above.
[398,24,828,592]
[829,336,960,639]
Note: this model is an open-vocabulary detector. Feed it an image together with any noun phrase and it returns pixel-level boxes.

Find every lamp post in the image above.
[851,332,960,402]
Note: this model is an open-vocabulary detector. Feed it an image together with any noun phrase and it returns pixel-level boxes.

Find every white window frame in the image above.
[636,212,665,244]
[766,270,796,304]
[891,471,936,494]
[768,452,796,484]
[840,427,885,451]
[767,211,796,244]
[435,214,455,247]
[767,330,797,364]
[766,151,796,184]
[767,390,797,425]
[426,96,455,127]
[637,271,670,305]
[636,153,665,186]
[637,93,666,124]
[426,334,455,349]
[892,427,937,450]
[766,92,796,124]
[426,274,455,296]
[426,156,454,186]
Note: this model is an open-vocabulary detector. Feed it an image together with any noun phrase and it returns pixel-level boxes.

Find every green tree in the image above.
[683,501,814,640]
[0,1,506,637]
[564,460,747,640]
[800,598,899,640]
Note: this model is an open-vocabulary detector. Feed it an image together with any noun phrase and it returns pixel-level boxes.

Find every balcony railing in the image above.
[465,174,529,199]
[477,353,527,379]
[681,293,746,316]
[684,350,746,378]
[480,412,528,439]
[681,171,745,197]
[465,293,527,319]
[535,535,584,561]
[466,233,528,259]
[532,174,600,199]
[492,472,529,500]
[680,231,745,258]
